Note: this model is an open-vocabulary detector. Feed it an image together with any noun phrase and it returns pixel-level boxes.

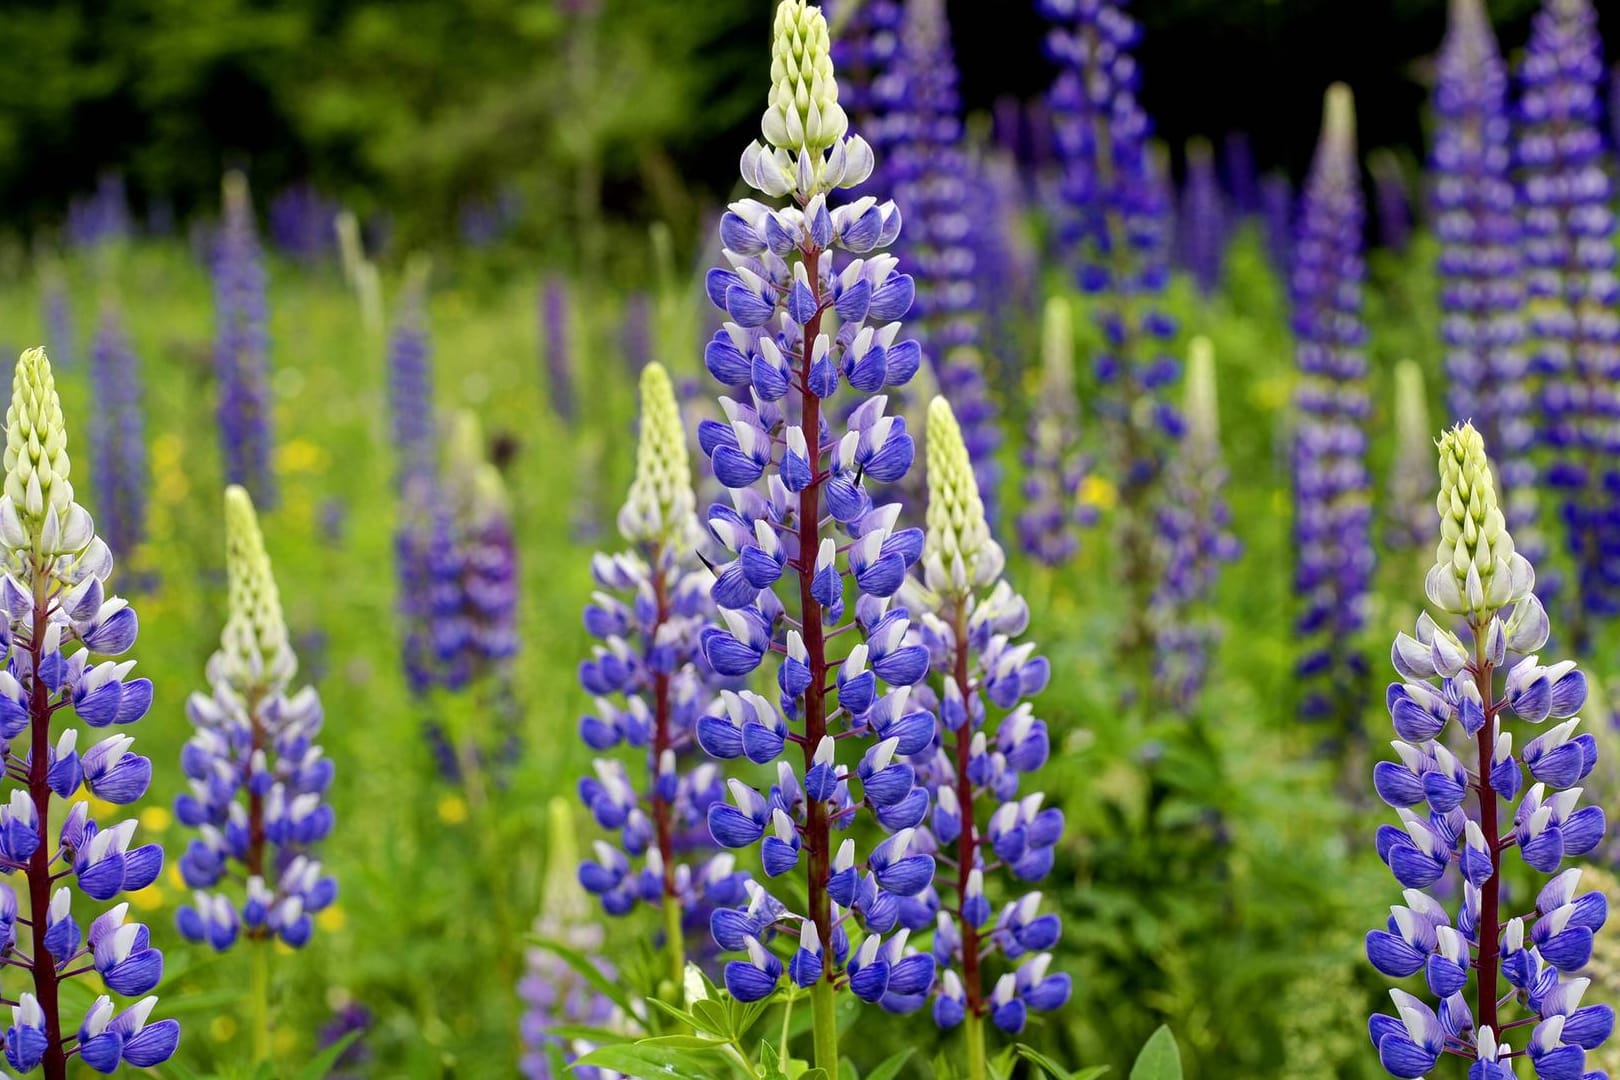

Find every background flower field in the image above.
[0,0,1617,1077]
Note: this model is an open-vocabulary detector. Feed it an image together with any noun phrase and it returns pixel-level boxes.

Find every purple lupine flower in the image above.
[1260,173,1294,277]
[576,364,745,979]
[904,396,1067,1043]
[1150,338,1240,708]
[317,1002,374,1079]
[825,0,902,180]
[969,152,1039,385]
[458,188,522,248]
[540,276,578,427]
[1016,299,1094,567]
[1515,0,1620,649]
[875,0,1002,518]
[0,347,178,1076]
[521,799,625,1080]
[621,291,653,376]
[1176,138,1228,296]
[1367,422,1610,1078]
[87,304,149,573]
[1223,131,1259,215]
[174,486,337,953]
[1431,0,1540,576]
[40,273,73,376]
[267,183,339,263]
[444,411,519,675]
[1370,151,1412,253]
[211,172,276,508]
[1041,0,1181,669]
[697,1,933,1052]
[65,174,132,251]
[1292,85,1375,728]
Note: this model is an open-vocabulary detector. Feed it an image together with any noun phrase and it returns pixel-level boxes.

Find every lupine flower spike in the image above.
[86,304,149,576]
[1388,361,1434,553]
[1515,0,1619,648]
[576,363,744,986]
[903,397,1067,1075]
[697,3,932,1071]
[1431,0,1540,581]
[0,347,177,1077]
[521,798,625,1080]
[1149,337,1239,708]
[1041,0,1181,681]
[175,486,337,958]
[1016,298,1094,567]
[211,172,276,508]
[1368,422,1612,1077]
[1292,84,1375,731]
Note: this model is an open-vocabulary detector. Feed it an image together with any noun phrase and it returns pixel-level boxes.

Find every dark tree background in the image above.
[1,0,1613,244]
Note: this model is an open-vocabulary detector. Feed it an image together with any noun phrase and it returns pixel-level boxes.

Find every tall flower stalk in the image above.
[1040,0,1181,684]
[1177,138,1227,297]
[1388,360,1434,554]
[696,4,933,1069]
[1515,0,1619,650]
[211,172,276,508]
[1016,298,1093,567]
[1291,85,1374,731]
[1368,422,1612,1076]
[1432,0,1538,570]
[174,486,336,1061]
[541,276,578,428]
[905,397,1068,1079]
[0,347,177,1078]
[86,304,148,574]
[576,363,746,988]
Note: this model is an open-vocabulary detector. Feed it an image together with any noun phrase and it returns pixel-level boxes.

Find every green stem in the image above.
[250,942,272,1064]
[809,978,839,1074]
[777,992,795,1066]
[662,895,685,994]
[964,1011,987,1080]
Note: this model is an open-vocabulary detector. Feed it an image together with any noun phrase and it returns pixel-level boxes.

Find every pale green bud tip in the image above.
[762,0,848,154]
[3,347,74,528]
[1313,84,1358,184]
[1428,422,1532,617]
[1184,336,1219,451]
[223,484,288,660]
[619,362,697,547]
[1039,298,1073,395]
[922,396,1004,600]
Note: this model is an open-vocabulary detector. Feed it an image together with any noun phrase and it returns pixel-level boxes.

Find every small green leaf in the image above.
[1128,1027,1182,1080]
[693,998,734,1038]
[867,1048,915,1080]
[1014,1045,1109,1080]
[572,1043,730,1080]
[839,1060,859,1080]
[287,1032,364,1080]
[532,935,635,1019]
[636,1034,730,1051]
[547,1022,641,1044]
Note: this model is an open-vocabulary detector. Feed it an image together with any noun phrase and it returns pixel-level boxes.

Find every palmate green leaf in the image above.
[547,1022,641,1044]
[1015,1044,1109,1080]
[530,935,636,1019]
[642,997,711,1034]
[573,1042,732,1080]
[1128,1027,1183,1080]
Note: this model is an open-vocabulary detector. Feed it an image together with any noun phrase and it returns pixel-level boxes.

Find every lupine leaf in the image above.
[693,998,734,1038]
[641,999,706,1032]
[547,1022,641,1044]
[637,1034,733,1051]
[287,1032,365,1080]
[866,1048,914,1080]
[529,935,635,1018]
[1015,1045,1109,1080]
[573,1043,732,1080]
[1128,1027,1182,1080]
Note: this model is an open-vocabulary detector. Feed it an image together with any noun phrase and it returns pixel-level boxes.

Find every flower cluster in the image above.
[1040,0,1180,661]
[541,276,578,428]
[0,347,177,1076]
[902,396,1068,1037]
[1515,0,1620,645]
[521,798,625,1080]
[1261,174,1294,277]
[1367,422,1612,1077]
[695,0,938,1019]
[575,363,745,961]
[1291,85,1374,728]
[442,411,519,676]
[1016,298,1094,567]
[66,175,132,252]
[86,304,148,572]
[1370,151,1412,254]
[1150,337,1239,708]
[1432,0,1539,572]
[211,171,276,508]
[1175,138,1228,297]
[267,183,339,264]
[174,485,337,952]
[876,0,1001,517]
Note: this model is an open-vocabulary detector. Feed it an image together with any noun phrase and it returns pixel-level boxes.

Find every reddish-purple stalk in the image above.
[649,559,677,902]
[1471,617,1500,1038]
[794,239,835,977]
[949,603,983,1018]
[25,563,66,1080]
[244,687,269,940]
